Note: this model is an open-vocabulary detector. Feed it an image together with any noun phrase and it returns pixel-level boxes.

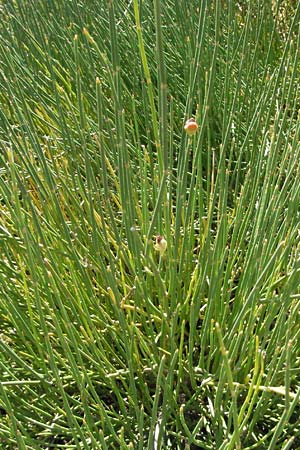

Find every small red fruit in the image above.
[184,118,198,136]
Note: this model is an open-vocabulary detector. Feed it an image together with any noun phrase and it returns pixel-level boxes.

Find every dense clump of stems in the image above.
[0,0,300,448]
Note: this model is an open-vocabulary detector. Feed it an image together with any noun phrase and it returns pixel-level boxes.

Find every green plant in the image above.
[0,0,300,448]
